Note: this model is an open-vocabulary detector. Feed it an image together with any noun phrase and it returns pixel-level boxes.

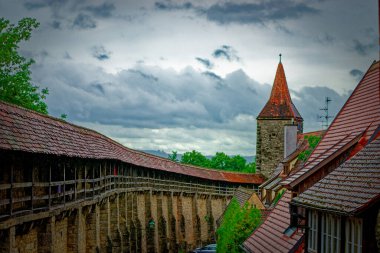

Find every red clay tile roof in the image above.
[257,62,303,120]
[0,101,265,184]
[242,191,303,253]
[282,61,380,188]
[292,135,380,215]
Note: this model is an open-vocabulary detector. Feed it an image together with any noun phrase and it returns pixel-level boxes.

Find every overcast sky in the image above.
[0,0,378,156]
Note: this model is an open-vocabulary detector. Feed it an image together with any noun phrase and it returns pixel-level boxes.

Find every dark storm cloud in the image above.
[51,20,61,29]
[64,52,72,60]
[85,3,116,18]
[24,0,68,10]
[195,57,213,69]
[202,71,222,81]
[212,45,239,61]
[128,69,159,82]
[203,1,319,24]
[316,33,335,45]
[349,69,364,81]
[73,13,97,29]
[31,60,345,134]
[90,83,105,95]
[91,46,111,60]
[352,39,376,56]
[292,86,349,130]
[154,2,193,11]
[155,0,319,25]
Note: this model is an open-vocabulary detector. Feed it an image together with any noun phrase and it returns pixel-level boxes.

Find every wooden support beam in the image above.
[49,164,51,209]
[31,160,34,211]
[84,162,87,199]
[74,164,77,201]
[63,162,66,207]
[92,162,95,198]
[10,155,14,216]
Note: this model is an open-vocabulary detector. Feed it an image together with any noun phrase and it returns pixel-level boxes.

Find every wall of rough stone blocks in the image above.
[14,227,38,253]
[256,119,293,178]
[1,191,229,253]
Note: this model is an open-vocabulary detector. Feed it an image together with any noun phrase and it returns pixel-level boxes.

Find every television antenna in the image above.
[318,97,333,130]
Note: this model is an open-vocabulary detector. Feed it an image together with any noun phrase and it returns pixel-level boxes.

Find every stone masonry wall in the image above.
[14,227,38,253]
[1,191,230,253]
[256,119,293,178]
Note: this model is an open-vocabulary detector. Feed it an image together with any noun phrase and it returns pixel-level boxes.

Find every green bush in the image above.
[216,198,261,253]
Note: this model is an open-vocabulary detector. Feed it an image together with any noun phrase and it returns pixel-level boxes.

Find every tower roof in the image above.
[257,61,302,120]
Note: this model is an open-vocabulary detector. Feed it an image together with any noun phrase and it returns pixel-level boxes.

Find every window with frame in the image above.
[308,210,318,253]
[321,213,341,253]
[345,217,362,253]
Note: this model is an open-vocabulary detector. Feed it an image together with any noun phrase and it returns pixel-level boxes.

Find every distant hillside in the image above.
[141,150,256,163]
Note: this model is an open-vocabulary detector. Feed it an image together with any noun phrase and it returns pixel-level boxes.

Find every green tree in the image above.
[242,162,256,173]
[228,155,247,172]
[168,150,178,162]
[210,152,231,170]
[179,150,256,173]
[0,17,49,114]
[217,198,261,253]
[181,150,210,167]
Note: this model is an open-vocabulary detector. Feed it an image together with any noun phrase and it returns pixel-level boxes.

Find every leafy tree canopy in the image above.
[181,150,210,167]
[169,150,256,173]
[0,17,49,114]
[168,150,178,162]
[217,197,261,253]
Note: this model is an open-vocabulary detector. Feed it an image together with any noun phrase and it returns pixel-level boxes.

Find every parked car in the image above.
[192,244,217,253]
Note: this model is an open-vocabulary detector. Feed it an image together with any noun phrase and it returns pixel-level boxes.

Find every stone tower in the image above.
[256,58,303,178]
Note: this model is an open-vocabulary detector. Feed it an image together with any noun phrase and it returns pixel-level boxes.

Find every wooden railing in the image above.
[0,175,237,220]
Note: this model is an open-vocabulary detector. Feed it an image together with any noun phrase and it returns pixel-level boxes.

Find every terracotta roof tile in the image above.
[0,101,265,184]
[258,62,303,120]
[292,136,380,214]
[242,191,303,253]
[282,61,380,188]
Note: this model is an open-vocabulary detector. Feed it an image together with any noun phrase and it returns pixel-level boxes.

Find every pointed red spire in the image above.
[258,60,302,119]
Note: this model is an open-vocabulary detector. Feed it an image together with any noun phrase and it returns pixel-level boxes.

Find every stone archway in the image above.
[169,215,177,252]
[195,215,201,246]
[158,216,168,253]
[146,218,155,253]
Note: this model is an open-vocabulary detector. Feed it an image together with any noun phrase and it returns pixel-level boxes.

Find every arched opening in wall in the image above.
[195,215,201,246]
[123,225,130,251]
[85,207,97,253]
[207,214,215,243]
[146,218,155,253]
[67,209,81,252]
[135,219,142,253]
[169,215,177,252]
[158,216,168,253]
[179,215,187,251]
[129,221,136,253]
[0,229,9,251]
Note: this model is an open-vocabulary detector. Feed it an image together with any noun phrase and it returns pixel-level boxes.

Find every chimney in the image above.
[284,125,297,158]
